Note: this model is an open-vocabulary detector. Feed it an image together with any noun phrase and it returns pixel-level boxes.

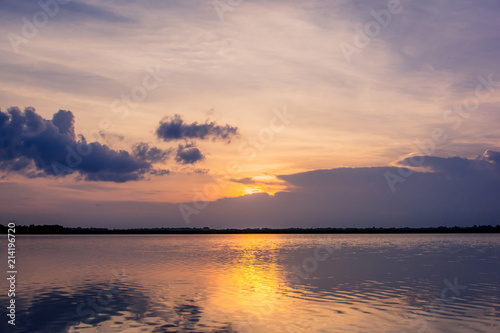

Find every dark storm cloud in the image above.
[0,107,169,182]
[156,114,238,143]
[175,142,205,164]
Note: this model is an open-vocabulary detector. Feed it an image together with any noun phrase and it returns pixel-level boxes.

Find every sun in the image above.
[242,175,289,196]
[225,175,289,198]
[243,187,265,195]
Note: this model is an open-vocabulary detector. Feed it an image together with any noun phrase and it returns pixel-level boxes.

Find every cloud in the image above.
[177,166,210,174]
[0,107,169,182]
[397,151,500,177]
[175,150,500,228]
[175,142,205,164]
[155,114,237,165]
[229,177,255,185]
[133,142,172,164]
[156,114,238,143]
[4,150,500,228]
[482,149,500,165]
[51,110,75,139]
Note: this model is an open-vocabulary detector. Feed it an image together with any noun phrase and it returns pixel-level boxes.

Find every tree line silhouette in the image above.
[1,223,499,234]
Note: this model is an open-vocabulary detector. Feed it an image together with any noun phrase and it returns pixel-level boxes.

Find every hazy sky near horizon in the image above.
[1,0,500,228]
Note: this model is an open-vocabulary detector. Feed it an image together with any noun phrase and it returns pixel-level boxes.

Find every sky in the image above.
[1,0,500,228]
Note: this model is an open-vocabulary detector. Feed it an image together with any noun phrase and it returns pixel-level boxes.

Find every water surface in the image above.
[1,234,499,332]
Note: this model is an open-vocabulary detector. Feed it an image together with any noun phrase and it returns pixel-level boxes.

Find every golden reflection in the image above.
[207,235,287,329]
[203,235,367,332]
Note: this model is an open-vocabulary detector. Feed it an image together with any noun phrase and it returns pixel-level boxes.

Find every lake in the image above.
[1,234,499,332]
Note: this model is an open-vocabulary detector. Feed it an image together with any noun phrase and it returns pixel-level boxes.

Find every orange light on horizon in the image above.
[238,175,289,197]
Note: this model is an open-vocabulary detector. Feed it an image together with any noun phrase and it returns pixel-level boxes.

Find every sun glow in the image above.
[251,175,277,182]
[237,175,288,197]
[244,187,264,195]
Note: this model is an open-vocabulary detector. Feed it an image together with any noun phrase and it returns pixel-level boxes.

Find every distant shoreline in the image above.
[1,224,499,234]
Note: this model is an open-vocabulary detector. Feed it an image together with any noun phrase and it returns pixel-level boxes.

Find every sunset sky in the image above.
[1,0,500,228]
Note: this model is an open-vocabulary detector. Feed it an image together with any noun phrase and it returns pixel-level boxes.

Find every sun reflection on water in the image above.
[207,235,288,330]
